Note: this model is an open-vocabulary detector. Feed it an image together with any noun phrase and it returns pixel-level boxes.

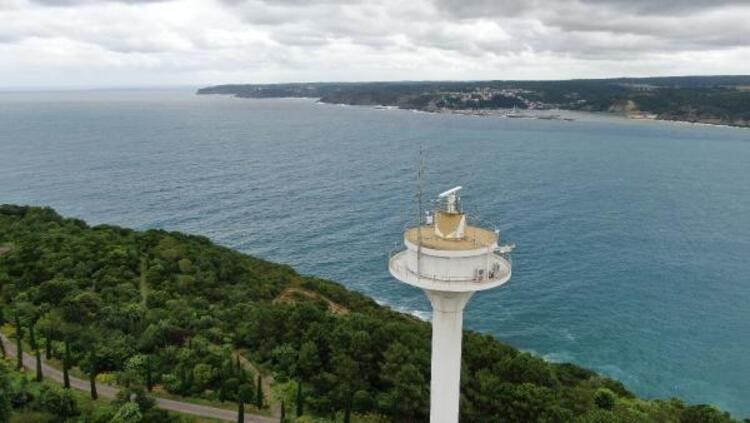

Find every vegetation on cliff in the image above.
[0,205,742,422]
[198,75,750,127]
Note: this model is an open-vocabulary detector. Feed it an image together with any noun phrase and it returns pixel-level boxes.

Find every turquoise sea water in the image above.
[1,89,749,417]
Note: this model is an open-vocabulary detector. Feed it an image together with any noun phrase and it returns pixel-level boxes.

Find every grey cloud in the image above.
[28,0,167,6]
[219,0,361,5]
[421,0,750,56]
[218,0,750,53]
[222,0,413,49]
[0,4,194,54]
[0,33,23,43]
[577,0,750,15]
[431,0,535,19]
[546,13,750,49]
[432,0,750,19]
[3,0,749,87]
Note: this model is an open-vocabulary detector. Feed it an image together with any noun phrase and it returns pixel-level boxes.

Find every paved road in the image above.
[1,334,276,423]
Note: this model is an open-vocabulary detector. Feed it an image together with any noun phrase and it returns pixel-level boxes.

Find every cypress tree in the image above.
[35,348,43,382]
[89,347,98,399]
[45,330,52,359]
[90,370,98,399]
[237,384,248,423]
[14,314,22,371]
[63,339,71,389]
[296,381,304,417]
[0,307,5,358]
[218,383,227,402]
[28,325,35,350]
[237,399,245,423]
[344,393,352,423]
[29,324,42,382]
[224,356,233,377]
[145,355,153,392]
[219,358,231,402]
[186,365,194,394]
[179,365,187,394]
[255,375,263,408]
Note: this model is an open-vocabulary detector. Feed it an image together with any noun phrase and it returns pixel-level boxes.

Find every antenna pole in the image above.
[417,146,425,280]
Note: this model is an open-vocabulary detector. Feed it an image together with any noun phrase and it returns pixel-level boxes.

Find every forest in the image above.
[0,205,743,422]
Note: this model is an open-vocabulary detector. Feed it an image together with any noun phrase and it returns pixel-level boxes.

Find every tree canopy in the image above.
[0,205,741,422]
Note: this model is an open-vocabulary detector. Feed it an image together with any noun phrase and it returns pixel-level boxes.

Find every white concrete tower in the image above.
[389,186,513,423]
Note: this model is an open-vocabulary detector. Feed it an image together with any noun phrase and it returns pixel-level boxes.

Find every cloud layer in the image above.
[0,0,748,87]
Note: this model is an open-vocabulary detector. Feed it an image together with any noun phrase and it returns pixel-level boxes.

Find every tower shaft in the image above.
[426,291,473,423]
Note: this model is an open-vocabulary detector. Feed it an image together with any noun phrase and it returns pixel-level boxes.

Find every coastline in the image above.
[311,99,749,129]
[212,94,748,130]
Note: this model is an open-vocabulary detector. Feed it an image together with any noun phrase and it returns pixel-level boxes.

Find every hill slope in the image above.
[0,205,741,422]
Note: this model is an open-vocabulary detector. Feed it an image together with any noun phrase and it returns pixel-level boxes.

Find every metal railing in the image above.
[388,249,511,283]
[388,240,512,265]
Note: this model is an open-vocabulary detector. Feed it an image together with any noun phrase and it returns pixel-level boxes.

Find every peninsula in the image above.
[198,75,750,128]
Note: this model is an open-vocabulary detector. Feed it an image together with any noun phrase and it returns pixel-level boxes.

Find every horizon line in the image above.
[2,73,750,92]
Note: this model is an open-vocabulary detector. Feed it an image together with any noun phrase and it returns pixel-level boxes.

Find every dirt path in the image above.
[274,287,349,315]
[1,334,275,423]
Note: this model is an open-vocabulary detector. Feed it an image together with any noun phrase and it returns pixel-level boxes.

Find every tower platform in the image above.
[388,240,511,292]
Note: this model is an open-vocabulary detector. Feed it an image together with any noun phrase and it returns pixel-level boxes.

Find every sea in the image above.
[1,89,748,417]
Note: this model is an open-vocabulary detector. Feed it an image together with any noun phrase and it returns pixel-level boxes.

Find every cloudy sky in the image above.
[1,0,749,88]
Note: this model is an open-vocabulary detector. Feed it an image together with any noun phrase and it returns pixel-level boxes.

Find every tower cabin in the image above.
[392,186,512,292]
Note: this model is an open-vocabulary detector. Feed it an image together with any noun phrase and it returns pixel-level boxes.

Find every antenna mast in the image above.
[416,146,425,280]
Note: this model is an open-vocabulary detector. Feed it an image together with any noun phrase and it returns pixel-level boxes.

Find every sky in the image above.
[1,0,749,88]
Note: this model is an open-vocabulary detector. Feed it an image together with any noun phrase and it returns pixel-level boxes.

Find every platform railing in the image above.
[388,250,511,283]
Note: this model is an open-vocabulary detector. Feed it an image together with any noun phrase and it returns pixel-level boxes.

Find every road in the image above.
[1,334,276,423]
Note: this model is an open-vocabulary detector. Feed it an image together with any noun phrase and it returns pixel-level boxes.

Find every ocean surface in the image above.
[1,89,748,417]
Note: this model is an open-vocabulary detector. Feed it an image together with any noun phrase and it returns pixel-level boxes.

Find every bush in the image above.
[681,405,735,423]
[36,385,79,418]
[87,405,117,423]
[498,353,557,388]
[594,388,616,411]
[110,402,142,423]
[8,379,33,409]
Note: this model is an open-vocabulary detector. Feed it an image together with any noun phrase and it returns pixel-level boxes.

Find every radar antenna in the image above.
[438,186,462,213]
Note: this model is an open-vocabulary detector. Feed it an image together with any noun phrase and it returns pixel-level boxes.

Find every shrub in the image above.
[36,385,79,418]
[594,388,616,411]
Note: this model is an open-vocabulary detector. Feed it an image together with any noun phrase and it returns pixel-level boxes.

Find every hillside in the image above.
[197,76,750,127]
[0,205,742,422]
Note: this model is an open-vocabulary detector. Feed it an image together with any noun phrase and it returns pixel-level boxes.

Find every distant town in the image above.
[199,75,750,127]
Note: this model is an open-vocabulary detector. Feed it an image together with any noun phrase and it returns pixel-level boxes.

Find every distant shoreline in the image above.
[210,94,748,130]
[196,77,750,129]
